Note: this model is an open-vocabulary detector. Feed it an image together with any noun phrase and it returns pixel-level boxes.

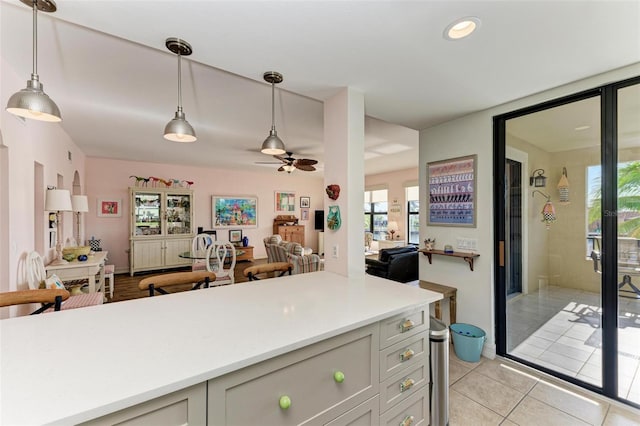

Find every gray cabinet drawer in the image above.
[379,389,428,426]
[325,395,379,426]
[80,383,206,426]
[379,362,427,414]
[379,331,428,382]
[209,324,379,426]
[379,307,427,349]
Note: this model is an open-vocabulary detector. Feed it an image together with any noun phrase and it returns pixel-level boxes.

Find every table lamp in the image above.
[387,221,399,240]
[71,195,89,246]
[45,189,72,265]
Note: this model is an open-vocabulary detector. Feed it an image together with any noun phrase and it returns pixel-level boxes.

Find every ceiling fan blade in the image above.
[295,163,316,172]
[295,158,318,166]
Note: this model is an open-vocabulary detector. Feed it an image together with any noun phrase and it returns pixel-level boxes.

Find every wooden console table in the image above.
[419,280,457,325]
[418,248,479,271]
[235,245,254,262]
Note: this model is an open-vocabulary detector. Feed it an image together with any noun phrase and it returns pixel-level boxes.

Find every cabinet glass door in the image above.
[166,193,192,235]
[134,192,162,236]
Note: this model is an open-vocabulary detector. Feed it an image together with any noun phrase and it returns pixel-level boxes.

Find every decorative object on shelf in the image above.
[212,196,258,228]
[242,236,249,247]
[529,168,547,187]
[274,191,295,212]
[427,155,476,227]
[326,184,340,200]
[327,205,342,231]
[532,190,556,229]
[424,238,436,251]
[229,229,242,244]
[260,71,286,155]
[97,198,122,217]
[444,244,454,253]
[164,37,196,142]
[45,189,72,265]
[88,236,102,252]
[130,175,150,187]
[557,167,570,204]
[387,221,399,239]
[300,196,310,208]
[6,0,62,122]
[300,208,309,221]
[71,195,88,244]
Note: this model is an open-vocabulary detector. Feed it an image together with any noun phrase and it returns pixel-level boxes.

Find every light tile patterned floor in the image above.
[449,351,640,425]
[506,285,640,404]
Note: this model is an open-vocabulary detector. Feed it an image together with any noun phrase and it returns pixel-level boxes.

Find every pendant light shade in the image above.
[261,71,286,155]
[164,38,196,143]
[6,0,61,122]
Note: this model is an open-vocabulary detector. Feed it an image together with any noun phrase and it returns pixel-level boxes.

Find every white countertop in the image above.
[0,271,441,425]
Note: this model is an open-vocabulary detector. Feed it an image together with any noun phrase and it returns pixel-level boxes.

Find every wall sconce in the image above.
[529,169,547,187]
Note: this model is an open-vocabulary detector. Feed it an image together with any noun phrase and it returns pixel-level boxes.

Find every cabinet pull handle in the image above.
[400,348,415,362]
[400,378,415,392]
[279,395,291,410]
[333,371,345,383]
[400,319,414,333]
[399,415,415,426]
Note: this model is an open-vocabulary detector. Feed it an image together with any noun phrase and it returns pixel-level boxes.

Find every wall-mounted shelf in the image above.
[418,249,480,271]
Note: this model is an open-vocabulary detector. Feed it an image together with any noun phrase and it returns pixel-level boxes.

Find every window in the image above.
[364,189,388,240]
[406,186,419,244]
[586,161,640,255]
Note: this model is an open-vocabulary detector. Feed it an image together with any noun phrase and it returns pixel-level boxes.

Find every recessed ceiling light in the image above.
[574,125,591,131]
[444,16,481,40]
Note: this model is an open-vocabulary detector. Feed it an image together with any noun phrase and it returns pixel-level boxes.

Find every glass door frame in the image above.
[493,75,640,404]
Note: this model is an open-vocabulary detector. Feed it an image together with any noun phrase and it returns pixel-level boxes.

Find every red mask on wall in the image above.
[326,184,340,200]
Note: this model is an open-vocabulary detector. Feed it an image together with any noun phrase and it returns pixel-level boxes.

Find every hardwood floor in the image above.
[108,258,268,303]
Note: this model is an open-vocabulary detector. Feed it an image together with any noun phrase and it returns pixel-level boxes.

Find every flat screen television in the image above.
[314,210,324,231]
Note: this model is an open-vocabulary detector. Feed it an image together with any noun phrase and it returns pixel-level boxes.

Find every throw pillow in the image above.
[45,274,65,290]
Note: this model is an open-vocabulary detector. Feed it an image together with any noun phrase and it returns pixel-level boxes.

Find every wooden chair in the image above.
[243,262,293,281]
[0,289,70,314]
[138,271,217,296]
[26,251,103,309]
[206,242,236,285]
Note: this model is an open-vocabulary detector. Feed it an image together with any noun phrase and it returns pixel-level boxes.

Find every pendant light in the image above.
[164,37,196,143]
[261,71,286,155]
[6,0,62,122]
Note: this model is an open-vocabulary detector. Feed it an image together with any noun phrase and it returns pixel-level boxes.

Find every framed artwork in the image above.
[97,198,122,217]
[301,208,310,221]
[229,229,242,243]
[427,154,476,227]
[300,196,310,208]
[212,196,258,228]
[275,191,296,212]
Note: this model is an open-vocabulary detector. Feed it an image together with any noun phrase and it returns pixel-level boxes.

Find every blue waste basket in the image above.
[450,323,485,362]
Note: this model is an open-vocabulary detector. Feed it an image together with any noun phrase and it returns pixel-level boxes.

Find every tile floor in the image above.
[449,350,640,425]
[506,286,640,404]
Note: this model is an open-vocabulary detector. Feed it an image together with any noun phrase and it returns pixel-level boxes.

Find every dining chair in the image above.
[138,271,217,296]
[206,242,236,285]
[192,233,214,271]
[103,264,115,299]
[0,288,70,314]
[26,251,103,310]
[243,262,293,281]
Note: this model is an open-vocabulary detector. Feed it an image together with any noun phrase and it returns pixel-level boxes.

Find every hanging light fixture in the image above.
[6,0,62,122]
[261,71,286,155]
[164,37,196,142]
[529,168,547,187]
[557,167,570,204]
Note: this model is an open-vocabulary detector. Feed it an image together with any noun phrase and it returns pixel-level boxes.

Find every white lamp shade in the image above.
[71,195,89,213]
[45,189,72,212]
[387,221,399,233]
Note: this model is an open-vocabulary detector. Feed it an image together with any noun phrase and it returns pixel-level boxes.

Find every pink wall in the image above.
[84,158,325,273]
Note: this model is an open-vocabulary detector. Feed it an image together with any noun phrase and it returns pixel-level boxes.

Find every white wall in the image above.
[419,63,640,358]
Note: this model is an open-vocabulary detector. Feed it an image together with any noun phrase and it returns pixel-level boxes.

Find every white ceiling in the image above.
[2,1,639,175]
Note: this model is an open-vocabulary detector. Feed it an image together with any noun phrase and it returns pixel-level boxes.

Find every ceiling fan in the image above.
[256,151,318,173]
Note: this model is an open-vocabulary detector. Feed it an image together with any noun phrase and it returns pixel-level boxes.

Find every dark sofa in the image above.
[365,246,418,283]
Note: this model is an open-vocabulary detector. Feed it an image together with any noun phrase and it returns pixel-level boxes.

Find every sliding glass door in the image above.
[494,76,640,407]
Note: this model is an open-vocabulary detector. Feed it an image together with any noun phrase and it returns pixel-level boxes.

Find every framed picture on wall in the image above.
[300,196,310,208]
[300,208,310,221]
[427,154,476,227]
[212,196,258,228]
[275,191,296,212]
[229,229,243,243]
[97,198,122,217]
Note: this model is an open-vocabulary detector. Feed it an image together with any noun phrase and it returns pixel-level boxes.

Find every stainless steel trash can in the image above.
[430,315,449,426]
